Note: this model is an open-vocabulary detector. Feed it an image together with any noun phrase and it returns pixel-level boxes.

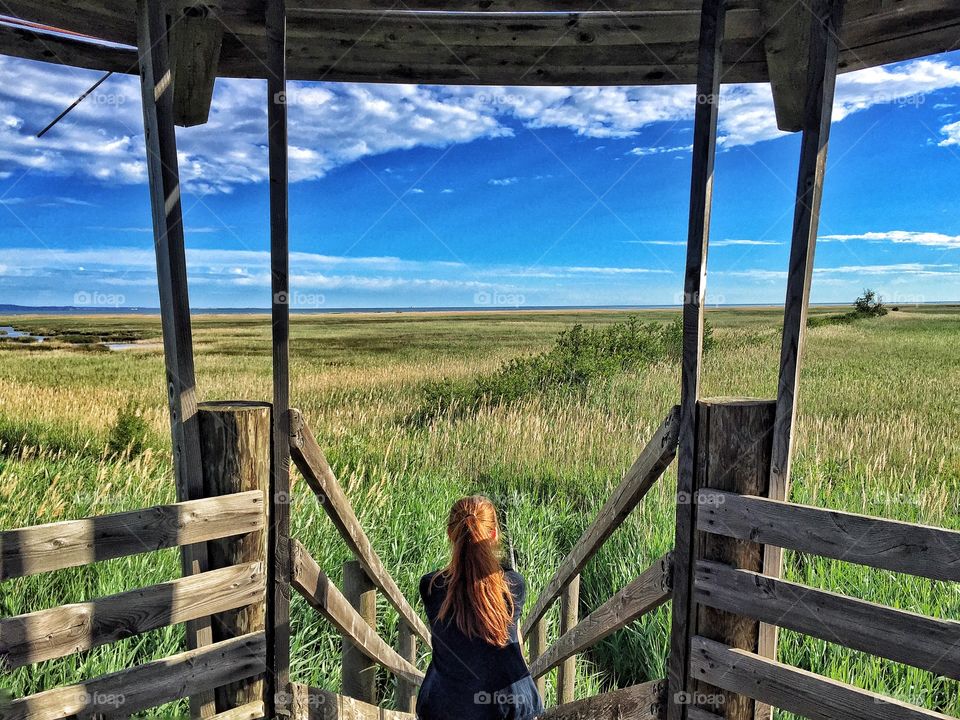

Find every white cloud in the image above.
[938,120,960,146]
[3,55,960,193]
[488,176,519,186]
[628,144,692,157]
[820,231,960,249]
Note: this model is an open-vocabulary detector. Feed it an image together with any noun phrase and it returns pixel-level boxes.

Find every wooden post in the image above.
[528,619,548,699]
[690,399,775,720]
[557,575,579,705]
[342,560,378,703]
[136,0,214,716]
[667,1,725,719]
[395,623,418,713]
[760,1,845,706]
[197,402,271,712]
[266,0,291,715]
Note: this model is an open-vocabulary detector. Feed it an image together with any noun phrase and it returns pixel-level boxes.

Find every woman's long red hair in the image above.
[432,496,514,647]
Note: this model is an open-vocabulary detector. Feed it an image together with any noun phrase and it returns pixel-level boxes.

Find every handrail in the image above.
[697,490,960,582]
[0,490,265,580]
[522,405,680,636]
[539,679,666,720]
[290,539,424,687]
[530,552,672,679]
[1,561,264,669]
[290,683,415,720]
[690,636,952,720]
[4,632,265,720]
[289,408,432,646]
[694,559,960,681]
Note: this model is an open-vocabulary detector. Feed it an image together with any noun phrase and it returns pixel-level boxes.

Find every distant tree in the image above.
[853,288,887,317]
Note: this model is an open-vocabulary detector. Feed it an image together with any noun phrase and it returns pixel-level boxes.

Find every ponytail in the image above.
[432,496,514,647]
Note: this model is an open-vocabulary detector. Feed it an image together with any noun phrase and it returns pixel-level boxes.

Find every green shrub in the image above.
[809,288,889,328]
[107,401,151,456]
[410,315,712,424]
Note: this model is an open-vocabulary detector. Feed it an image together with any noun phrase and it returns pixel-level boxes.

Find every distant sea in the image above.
[2,303,733,315]
[0,302,955,316]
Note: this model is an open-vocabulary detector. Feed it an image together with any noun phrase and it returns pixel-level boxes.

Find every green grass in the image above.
[1,306,958,718]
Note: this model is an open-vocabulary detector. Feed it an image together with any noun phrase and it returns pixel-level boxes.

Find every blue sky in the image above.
[2,51,960,309]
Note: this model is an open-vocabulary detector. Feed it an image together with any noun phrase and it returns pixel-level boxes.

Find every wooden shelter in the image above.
[1,2,959,720]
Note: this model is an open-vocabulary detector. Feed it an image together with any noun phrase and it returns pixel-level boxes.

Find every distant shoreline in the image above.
[2,301,958,317]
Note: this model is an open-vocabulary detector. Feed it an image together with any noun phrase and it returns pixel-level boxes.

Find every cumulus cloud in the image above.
[3,54,960,193]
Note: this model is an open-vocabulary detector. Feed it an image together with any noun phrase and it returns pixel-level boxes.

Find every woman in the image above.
[417,496,544,720]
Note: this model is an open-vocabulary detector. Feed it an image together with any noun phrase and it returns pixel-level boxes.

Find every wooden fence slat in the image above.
[538,679,665,720]
[522,406,680,636]
[697,490,960,581]
[0,491,265,580]
[5,632,266,720]
[290,683,415,720]
[289,540,424,687]
[530,553,672,679]
[210,701,265,720]
[690,636,953,720]
[693,560,960,680]
[1,561,265,669]
[288,409,431,647]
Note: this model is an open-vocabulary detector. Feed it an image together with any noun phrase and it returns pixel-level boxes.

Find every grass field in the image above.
[1,306,958,718]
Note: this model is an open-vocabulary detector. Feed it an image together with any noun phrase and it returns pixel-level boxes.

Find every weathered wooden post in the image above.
[342,560,378,703]
[396,622,418,712]
[557,576,580,705]
[197,401,271,712]
[689,398,775,720]
[528,619,548,699]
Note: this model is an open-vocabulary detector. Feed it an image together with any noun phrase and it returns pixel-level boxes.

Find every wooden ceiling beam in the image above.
[169,0,224,126]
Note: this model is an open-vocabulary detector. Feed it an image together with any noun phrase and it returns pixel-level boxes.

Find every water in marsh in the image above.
[0,325,45,342]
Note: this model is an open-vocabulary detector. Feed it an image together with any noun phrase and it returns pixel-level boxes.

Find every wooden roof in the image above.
[1,0,958,128]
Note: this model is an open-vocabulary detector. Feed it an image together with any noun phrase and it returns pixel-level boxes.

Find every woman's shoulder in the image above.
[419,570,445,599]
[504,569,526,597]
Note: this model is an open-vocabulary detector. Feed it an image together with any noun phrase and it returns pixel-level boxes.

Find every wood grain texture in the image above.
[289,540,424,687]
[760,0,845,688]
[168,2,223,126]
[690,636,953,720]
[697,490,960,582]
[265,1,292,713]
[665,1,725,716]
[5,632,266,720]
[341,560,378,704]
[198,402,270,711]
[694,559,960,680]
[557,574,580,704]
[289,409,431,646]
[290,684,414,720]
[692,400,775,720]
[522,405,679,636]
[0,491,264,580]
[528,617,547,697]
[539,679,665,720]
[530,553,671,679]
[136,0,215,713]
[3,0,957,88]
[210,701,265,720]
[0,561,264,670]
[394,623,417,713]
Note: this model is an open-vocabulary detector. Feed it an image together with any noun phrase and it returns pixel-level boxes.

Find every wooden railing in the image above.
[0,490,267,720]
[522,405,681,718]
[685,488,960,720]
[288,407,428,716]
